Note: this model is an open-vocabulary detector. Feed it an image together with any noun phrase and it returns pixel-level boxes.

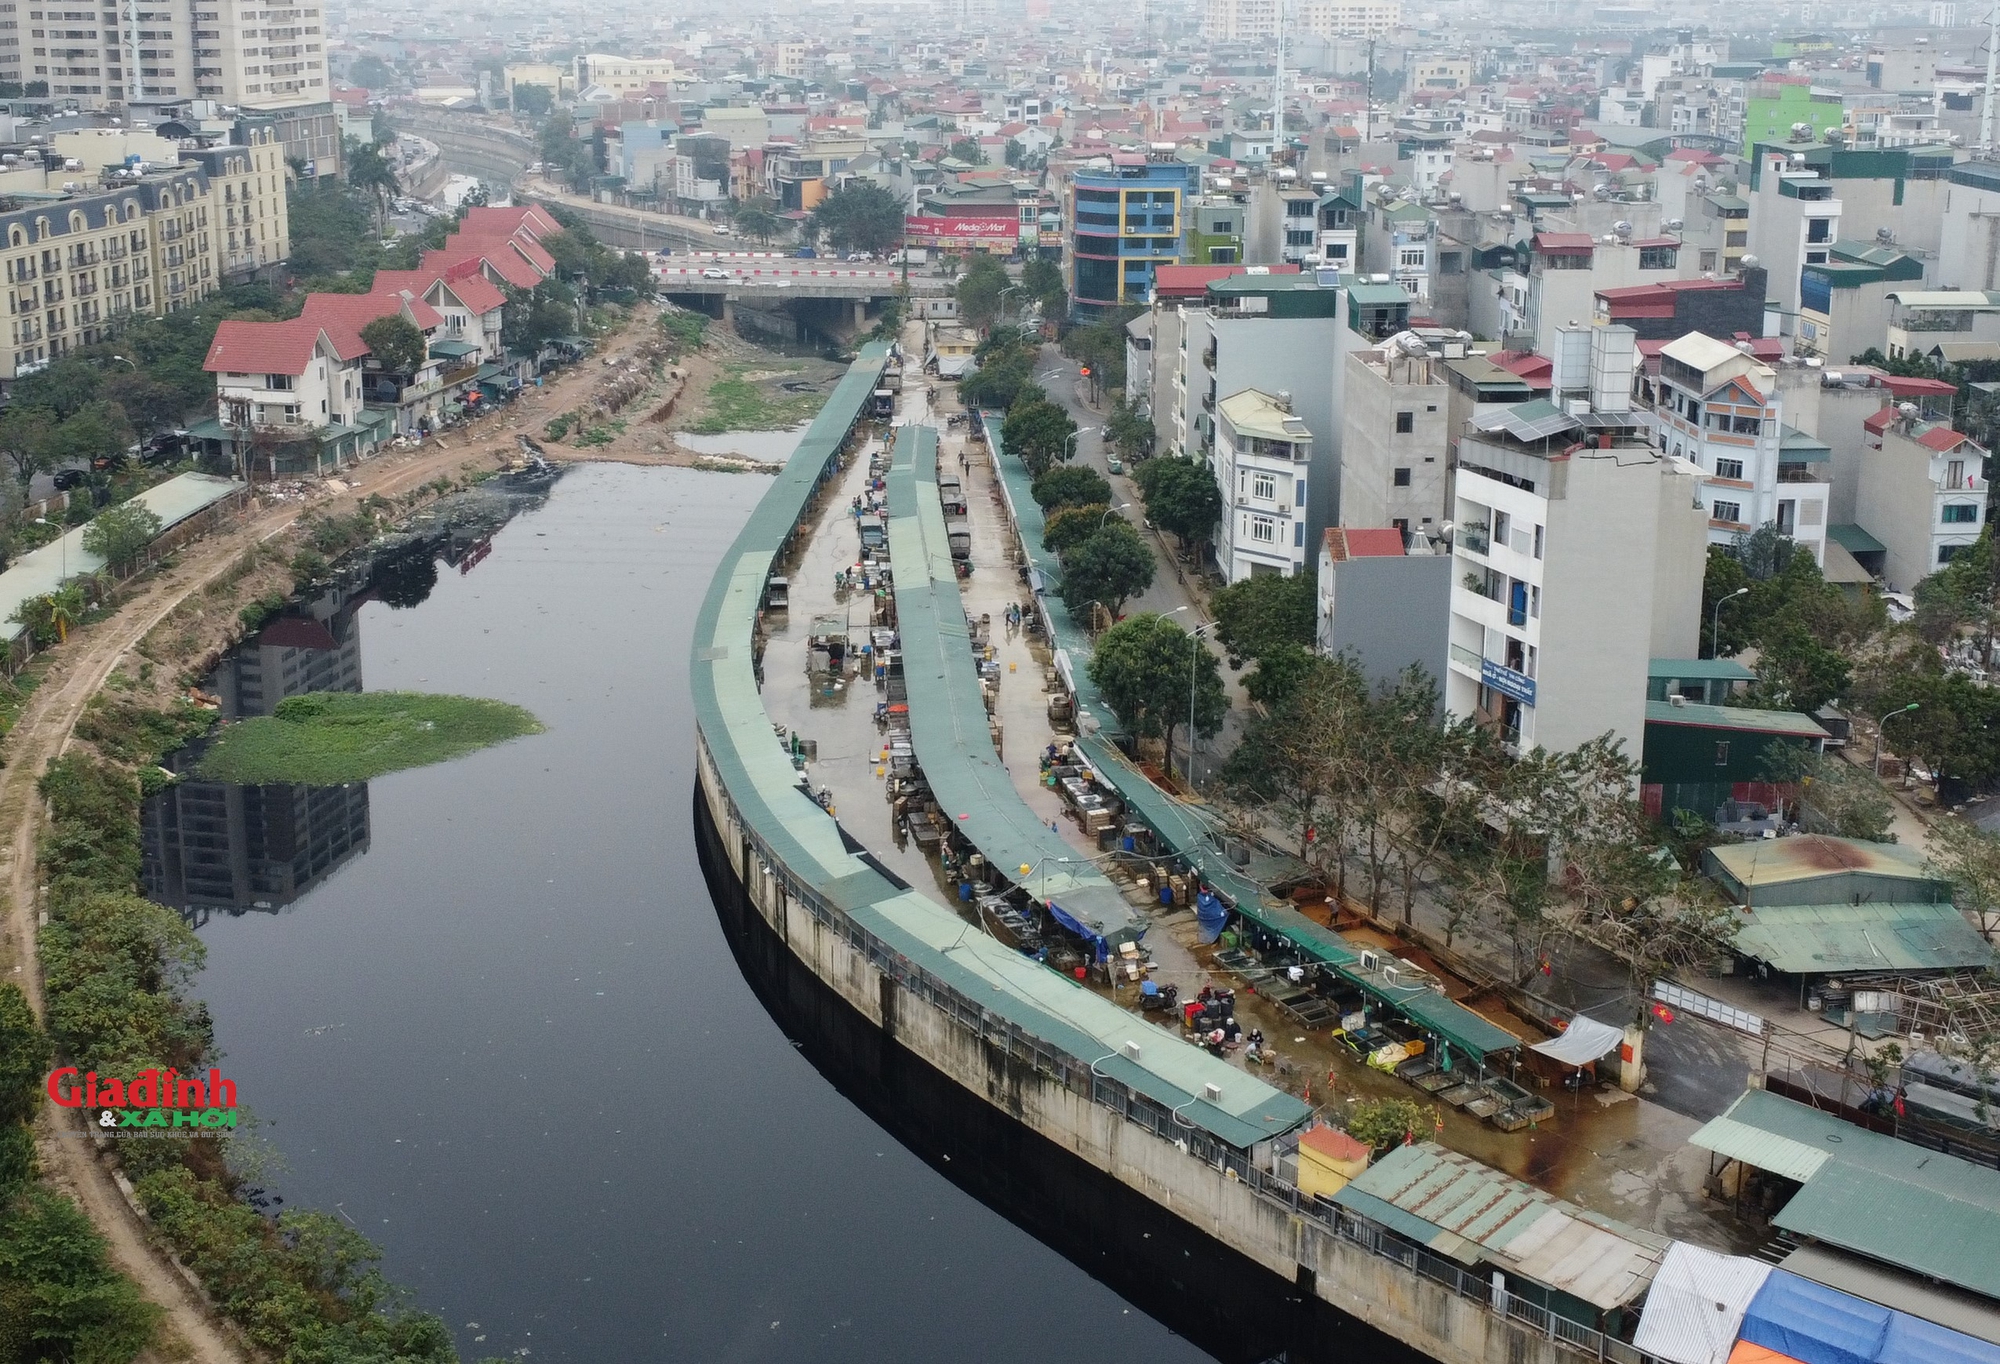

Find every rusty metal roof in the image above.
[1704,836,1932,889]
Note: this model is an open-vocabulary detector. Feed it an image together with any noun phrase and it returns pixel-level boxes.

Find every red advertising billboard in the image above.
[903,213,1022,252]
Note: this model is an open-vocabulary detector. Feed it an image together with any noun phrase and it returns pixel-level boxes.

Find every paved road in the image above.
[655,263,910,288]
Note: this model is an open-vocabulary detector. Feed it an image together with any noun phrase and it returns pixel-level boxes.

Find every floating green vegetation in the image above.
[687,364,826,433]
[194,691,543,785]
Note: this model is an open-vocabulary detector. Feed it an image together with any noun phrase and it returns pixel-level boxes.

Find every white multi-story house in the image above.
[1856,411,1991,590]
[205,317,367,433]
[1746,151,1844,317]
[1445,325,1709,755]
[1215,389,1312,580]
[1647,331,1828,564]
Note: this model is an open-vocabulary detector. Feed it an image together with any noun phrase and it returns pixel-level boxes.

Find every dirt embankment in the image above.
[0,310,694,1364]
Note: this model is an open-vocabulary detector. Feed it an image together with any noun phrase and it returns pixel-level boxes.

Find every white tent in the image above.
[1528,1013,1625,1067]
[1632,1242,1774,1364]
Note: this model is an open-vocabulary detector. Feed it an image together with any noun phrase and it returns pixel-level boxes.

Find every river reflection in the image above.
[142,464,560,926]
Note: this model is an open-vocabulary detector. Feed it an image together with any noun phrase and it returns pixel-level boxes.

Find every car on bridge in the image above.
[701,267,730,280]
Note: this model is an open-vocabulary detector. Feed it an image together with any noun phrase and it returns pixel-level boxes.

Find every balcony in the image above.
[1776,464,1827,483]
[1456,524,1491,555]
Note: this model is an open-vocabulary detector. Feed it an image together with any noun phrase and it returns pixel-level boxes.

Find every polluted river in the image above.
[144,458,1230,1362]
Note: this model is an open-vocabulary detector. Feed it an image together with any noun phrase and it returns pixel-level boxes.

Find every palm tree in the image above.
[344,136,401,229]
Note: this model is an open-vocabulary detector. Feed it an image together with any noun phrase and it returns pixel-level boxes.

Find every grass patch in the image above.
[194,691,543,784]
[687,364,827,433]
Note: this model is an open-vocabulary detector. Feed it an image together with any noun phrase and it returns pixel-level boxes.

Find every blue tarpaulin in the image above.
[1879,1313,2000,1364]
[1196,891,1228,944]
[1740,1273,1893,1364]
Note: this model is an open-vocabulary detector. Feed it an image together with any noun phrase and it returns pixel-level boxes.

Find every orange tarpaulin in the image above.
[1733,1340,1810,1364]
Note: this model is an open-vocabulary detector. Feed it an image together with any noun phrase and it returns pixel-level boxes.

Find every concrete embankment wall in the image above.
[693,736,1594,1364]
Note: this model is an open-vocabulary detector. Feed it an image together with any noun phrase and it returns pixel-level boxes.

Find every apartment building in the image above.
[1200,0,1276,40]
[1856,410,1990,591]
[1446,330,1707,756]
[184,123,287,283]
[1314,526,1450,692]
[1,166,221,383]
[1745,150,1843,317]
[1794,240,1923,362]
[1645,331,1827,564]
[1215,388,1311,580]
[574,53,679,98]
[1067,151,1196,313]
[202,313,370,462]
[1168,270,1353,544]
[3,0,331,108]
[1294,0,1400,35]
[1339,328,1461,539]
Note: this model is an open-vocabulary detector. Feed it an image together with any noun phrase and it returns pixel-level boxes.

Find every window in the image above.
[1714,457,1744,480]
[1529,585,1540,618]
[1713,499,1742,523]
[1250,516,1275,543]
[1732,415,1762,436]
[1399,248,1425,268]
[1699,249,1719,272]
[1252,472,1275,500]
[264,373,293,390]
[1395,410,1414,433]
[1393,467,1411,487]
[1941,543,1968,563]
[1638,245,1676,270]
[1532,524,1543,559]
[1943,503,1980,523]
[1806,218,1832,243]
[1439,251,1464,275]
[1714,741,1731,767]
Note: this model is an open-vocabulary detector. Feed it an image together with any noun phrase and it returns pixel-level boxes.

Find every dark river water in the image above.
[161,463,1233,1363]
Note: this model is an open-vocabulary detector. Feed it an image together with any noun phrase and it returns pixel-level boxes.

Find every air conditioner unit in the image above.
[1277,504,1291,515]
[1359,948,1381,971]
[1383,966,1402,986]
[1202,1082,1223,1102]
[1123,1040,1143,1060]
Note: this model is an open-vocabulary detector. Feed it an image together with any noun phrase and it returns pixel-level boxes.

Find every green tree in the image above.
[81,500,163,575]
[1030,464,1110,511]
[101,371,184,436]
[0,1188,160,1361]
[359,314,428,374]
[1929,816,2000,941]
[1061,308,1139,393]
[12,359,103,422]
[1002,398,1077,477]
[0,983,48,1129]
[512,82,553,116]
[1244,641,1316,707]
[1760,742,1893,840]
[947,136,985,164]
[811,181,906,254]
[1105,397,1153,458]
[343,135,400,227]
[1061,519,1157,623]
[47,401,131,474]
[1346,1097,1437,1149]
[1043,503,1111,554]
[1211,570,1316,664]
[955,253,1010,329]
[959,348,1037,410]
[349,53,393,88]
[731,198,783,246]
[0,407,54,489]
[1133,454,1222,553]
[1088,611,1228,774]
[1021,256,1066,316]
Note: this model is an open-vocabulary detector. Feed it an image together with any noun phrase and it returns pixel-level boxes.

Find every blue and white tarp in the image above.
[1738,1272,2000,1364]
[1195,890,1228,944]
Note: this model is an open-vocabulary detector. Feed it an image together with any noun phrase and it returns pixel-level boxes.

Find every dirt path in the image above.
[0,312,669,1363]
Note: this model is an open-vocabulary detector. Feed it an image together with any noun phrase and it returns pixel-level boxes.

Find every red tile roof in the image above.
[1488,351,1553,385]
[1299,1126,1372,1163]
[1863,407,1898,435]
[1534,232,1595,253]
[1323,527,1406,560]
[458,204,561,241]
[303,288,442,336]
[203,318,363,374]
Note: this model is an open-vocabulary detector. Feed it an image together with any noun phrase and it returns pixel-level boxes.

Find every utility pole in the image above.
[1365,38,1376,143]
[1984,2,2000,156]
[1272,0,1286,157]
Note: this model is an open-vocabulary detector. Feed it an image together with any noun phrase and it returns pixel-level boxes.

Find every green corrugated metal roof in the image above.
[1332,1143,1668,1305]
[886,424,1139,942]
[1828,523,1887,554]
[1644,700,1830,737]
[1694,1089,2000,1298]
[1730,901,1992,972]
[1650,658,1757,682]
[686,363,1309,1150]
[1779,425,1832,461]
[1775,1161,2000,1299]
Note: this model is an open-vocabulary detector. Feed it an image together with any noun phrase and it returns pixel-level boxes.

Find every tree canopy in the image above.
[349,53,394,88]
[1044,504,1111,555]
[1088,612,1228,774]
[359,314,427,375]
[955,253,1011,329]
[1059,520,1156,624]
[811,181,906,254]
[1030,464,1110,511]
[1002,398,1077,478]
[1133,454,1221,552]
[81,500,163,574]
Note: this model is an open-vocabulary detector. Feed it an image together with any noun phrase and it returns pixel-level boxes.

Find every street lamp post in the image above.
[1187,620,1215,787]
[1063,426,1098,463]
[1875,702,1920,780]
[1097,501,1131,530]
[1711,585,1749,659]
[999,284,1023,324]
